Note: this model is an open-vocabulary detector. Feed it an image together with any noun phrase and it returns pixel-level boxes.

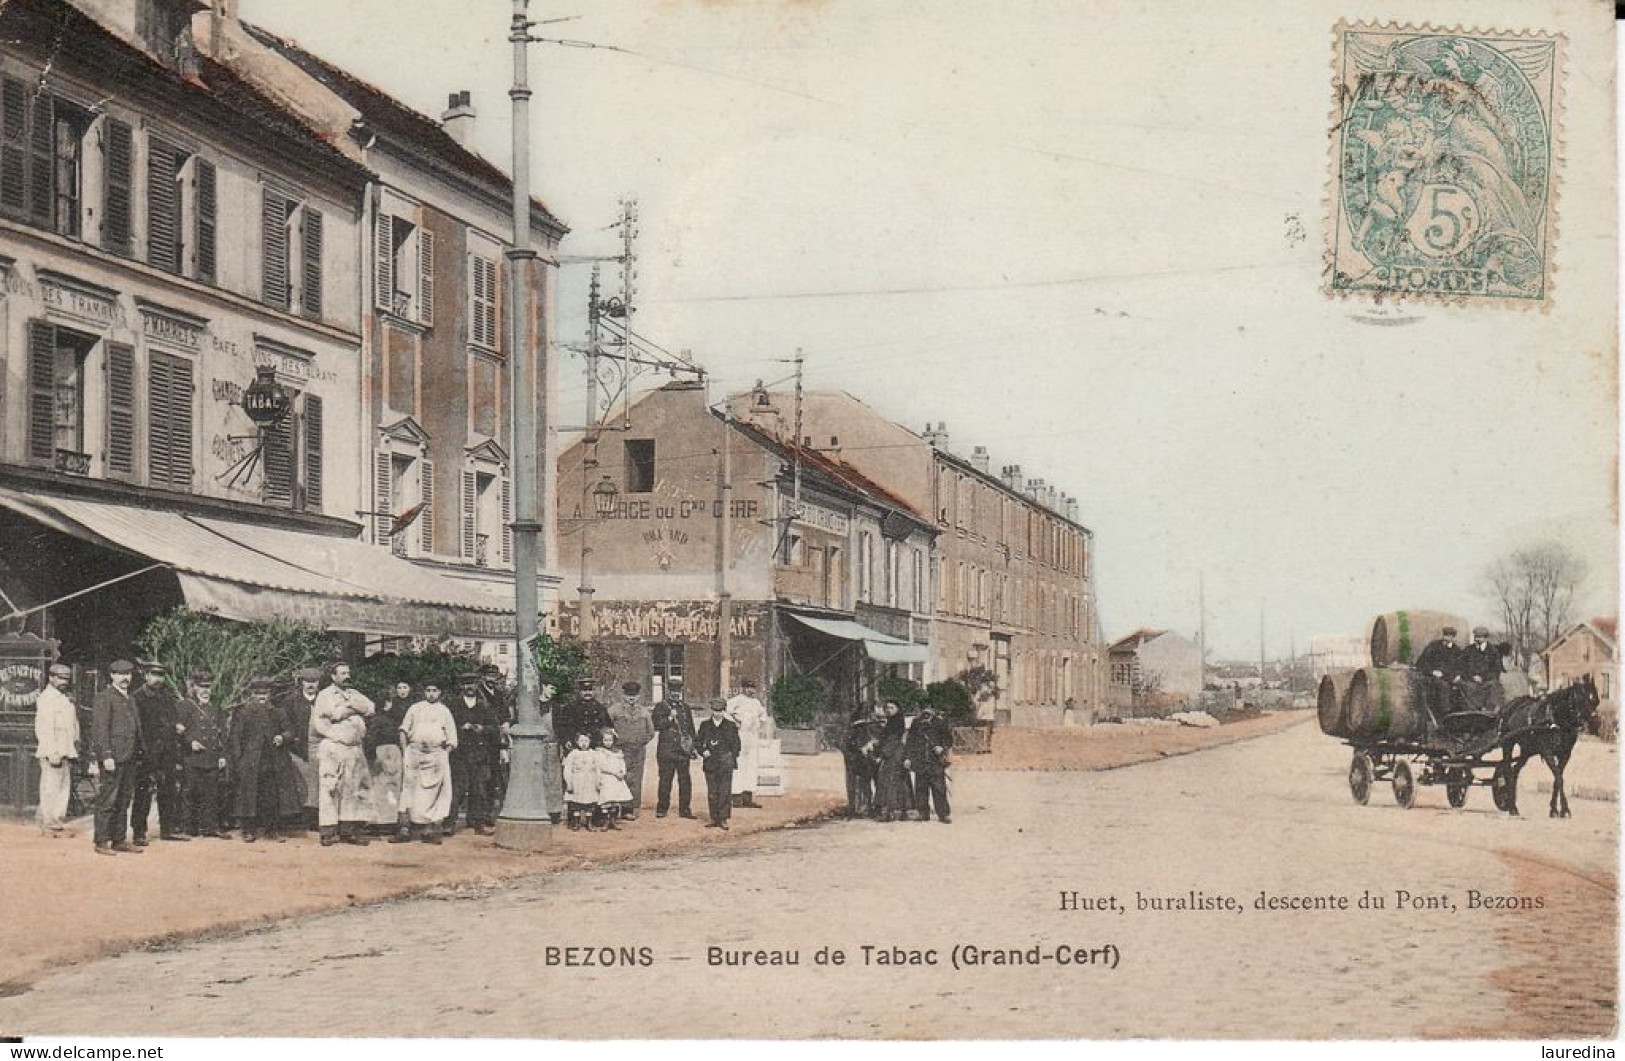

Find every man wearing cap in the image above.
[608,681,654,819]
[129,661,186,844]
[33,663,79,836]
[280,667,324,833]
[651,678,698,819]
[904,701,954,824]
[230,678,300,842]
[312,662,376,846]
[89,659,144,855]
[1416,626,1463,719]
[555,677,613,751]
[694,699,742,829]
[447,673,499,835]
[727,677,769,809]
[479,663,513,815]
[1458,626,1506,715]
[175,670,229,838]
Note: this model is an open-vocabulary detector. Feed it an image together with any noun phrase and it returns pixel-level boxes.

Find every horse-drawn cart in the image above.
[1344,724,1519,811]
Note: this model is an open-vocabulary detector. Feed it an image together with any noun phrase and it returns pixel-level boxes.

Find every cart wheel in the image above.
[1491,762,1512,812]
[1348,752,1374,805]
[1392,759,1416,809]
[1445,768,1469,809]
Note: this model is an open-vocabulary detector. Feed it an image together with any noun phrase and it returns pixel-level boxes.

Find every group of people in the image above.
[840,699,954,824]
[34,657,779,848]
[1415,624,1509,720]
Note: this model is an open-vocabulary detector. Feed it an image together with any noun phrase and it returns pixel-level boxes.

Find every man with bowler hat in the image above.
[130,660,186,843]
[651,676,697,819]
[608,680,654,818]
[694,698,742,829]
[89,659,143,855]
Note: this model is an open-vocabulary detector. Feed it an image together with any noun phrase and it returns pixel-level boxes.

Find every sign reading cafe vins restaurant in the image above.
[560,602,763,643]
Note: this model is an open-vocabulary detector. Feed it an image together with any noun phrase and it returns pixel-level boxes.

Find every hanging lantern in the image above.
[591,475,620,518]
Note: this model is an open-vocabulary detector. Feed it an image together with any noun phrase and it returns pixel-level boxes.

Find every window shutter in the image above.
[26,91,52,228]
[148,351,194,489]
[193,158,216,282]
[473,255,498,349]
[146,353,171,483]
[262,410,295,506]
[419,458,435,553]
[146,140,180,273]
[301,208,324,320]
[0,77,26,217]
[261,189,289,310]
[373,451,393,545]
[460,469,476,560]
[500,476,512,567]
[105,342,136,478]
[302,395,323,510]
[101,118,132,254]
[26,320,55,463]
[417,228,434,325]
[374,212,394,311]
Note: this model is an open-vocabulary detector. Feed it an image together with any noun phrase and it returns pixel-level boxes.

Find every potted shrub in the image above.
[929,675,996,754]
[770,672,826,755]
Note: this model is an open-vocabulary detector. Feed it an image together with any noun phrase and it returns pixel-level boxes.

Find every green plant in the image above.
[955,665,999,704]
[770,672,826,727]
[350,644,480,705]
[530,633,589,696]
[926,679,978,724]
[134,608,339,714]
[875,673,926,712]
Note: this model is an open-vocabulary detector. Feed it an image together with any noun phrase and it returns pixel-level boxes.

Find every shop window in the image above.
[650,644,685,703]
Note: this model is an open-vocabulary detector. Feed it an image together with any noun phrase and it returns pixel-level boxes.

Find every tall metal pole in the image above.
[578,267,600,643]
[495,0,553,851]
[718,395,733,694]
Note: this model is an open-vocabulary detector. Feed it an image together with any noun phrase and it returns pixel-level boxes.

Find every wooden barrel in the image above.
[1369,610,1469,668]
[1317,672,1352,737]
[1345,666,1427,739]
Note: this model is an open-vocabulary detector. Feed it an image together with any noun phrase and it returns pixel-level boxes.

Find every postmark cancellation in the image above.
[1327,22,1562,306]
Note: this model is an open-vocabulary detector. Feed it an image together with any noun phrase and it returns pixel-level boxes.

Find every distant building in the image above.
[1542,618,1617,735]
[1107,629,1203,713]
[1308,634,1372,680]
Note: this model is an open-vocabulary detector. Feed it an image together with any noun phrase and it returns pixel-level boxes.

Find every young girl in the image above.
[594,728,633,830]
[561,731,600,830]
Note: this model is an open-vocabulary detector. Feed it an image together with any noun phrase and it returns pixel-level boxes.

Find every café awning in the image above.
[786,612,930,664]
[0,489,515,639]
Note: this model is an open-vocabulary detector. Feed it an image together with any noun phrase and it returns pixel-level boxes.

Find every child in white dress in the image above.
[561,731,600,831]
[594,728,634,830]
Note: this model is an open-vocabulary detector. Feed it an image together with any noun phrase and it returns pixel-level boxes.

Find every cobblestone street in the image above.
[1,718,1614,1039]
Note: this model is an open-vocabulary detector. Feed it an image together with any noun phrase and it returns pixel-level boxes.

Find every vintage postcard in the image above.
[0,0,1615,1052]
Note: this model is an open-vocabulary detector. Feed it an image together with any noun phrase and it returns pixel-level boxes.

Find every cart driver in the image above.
[1415,626,1462,719]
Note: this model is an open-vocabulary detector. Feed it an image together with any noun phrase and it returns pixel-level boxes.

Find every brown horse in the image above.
[1495,675,1600,818]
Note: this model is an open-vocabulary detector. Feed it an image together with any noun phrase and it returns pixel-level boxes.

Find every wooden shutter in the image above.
[472,255,497,348]
[419,458,434,553]
[104,342,136,478]
[500,476,512,566]
[374,212,394,310]
[101,118,132,254]
[0,77,25,217]
[372,451,392,544]
[193,158,216,282]
[26,320,55,463]
[460,469,476,560]
[26,91,52,228]
[261,188,289,310]
[262,410,294,506]
[417,228,434,325]
[148,351,194,489]
[300,208,324,320]
[146,140,180,273]
[302,395,323,510]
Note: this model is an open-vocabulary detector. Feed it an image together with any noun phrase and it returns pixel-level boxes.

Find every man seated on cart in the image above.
[1415,626,1463,722]
[1456,626,1506,716]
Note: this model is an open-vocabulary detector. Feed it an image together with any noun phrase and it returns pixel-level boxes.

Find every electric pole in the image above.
[578,266,601,642]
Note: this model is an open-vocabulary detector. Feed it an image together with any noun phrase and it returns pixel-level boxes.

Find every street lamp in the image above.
[591,475,619,517]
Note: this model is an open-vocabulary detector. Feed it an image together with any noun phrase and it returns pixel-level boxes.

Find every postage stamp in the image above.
[1327,23,1562,305]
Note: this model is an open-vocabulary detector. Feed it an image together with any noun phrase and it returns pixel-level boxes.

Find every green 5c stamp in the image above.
[1329,23,1561,305]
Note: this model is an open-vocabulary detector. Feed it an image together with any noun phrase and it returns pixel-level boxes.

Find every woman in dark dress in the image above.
[873,702,913,823]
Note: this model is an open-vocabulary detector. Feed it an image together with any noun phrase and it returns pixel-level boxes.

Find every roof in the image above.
[241,22,566,235]
[1544,617,1619,658]
[2,0,370,187]
[1109,628,1166,653]
[727,419,934,531]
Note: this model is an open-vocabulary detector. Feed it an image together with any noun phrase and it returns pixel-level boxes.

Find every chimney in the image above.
[209,0,241,59]
[1002,464,1024,494]
[1046,484,1059,511]
[1065,496,1080,522]
[970,445,990,474]
[828,435,841,456]
[922,421,950,449]
[441,90,477,149]
[1026,477,1046,502]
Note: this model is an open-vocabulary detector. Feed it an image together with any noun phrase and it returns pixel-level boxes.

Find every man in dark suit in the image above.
[904,702,953,824]
[90,659,144,855]
[480,663,514,816]
[651,677,697,819]
[842,704,878,818]
[554,677,613,750]
[694,699,742,829]
[1458,625,1506,714]
[175,670,229,839]
[130,661,185,844]
[1415,626,1463,719]
[447,673,499,835]
[230,677,300,843]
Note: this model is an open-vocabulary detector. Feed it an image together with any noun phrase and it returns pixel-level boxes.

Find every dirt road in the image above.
[2,718,1613,1039]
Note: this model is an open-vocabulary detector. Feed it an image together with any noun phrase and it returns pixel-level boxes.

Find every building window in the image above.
[461,467,511,568]
[0,79,94,240]
[263,390,324,511]
[147,350,195,490]
[856,531,875,604]
[469,248,498,350]
[625,439,655,493]
[912,549,926,612]
[372,448,434,554]
[650,644,684,703]
[376,210,434,325]
[885,540,900,608]
[263,187,324,320]
[25,320,95,474]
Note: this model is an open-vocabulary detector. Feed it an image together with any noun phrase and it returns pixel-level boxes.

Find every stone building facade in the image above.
[1543,618,1617,736]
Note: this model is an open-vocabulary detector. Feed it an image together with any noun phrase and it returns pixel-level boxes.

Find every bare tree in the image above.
[1481,541,1587,665]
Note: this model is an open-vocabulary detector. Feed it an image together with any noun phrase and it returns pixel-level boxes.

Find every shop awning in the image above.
[0,489,516,639]
[786,612,930,664]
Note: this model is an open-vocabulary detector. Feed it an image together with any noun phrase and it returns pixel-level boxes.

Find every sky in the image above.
[238,0,1618,659]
